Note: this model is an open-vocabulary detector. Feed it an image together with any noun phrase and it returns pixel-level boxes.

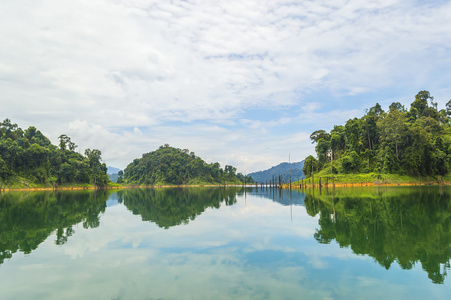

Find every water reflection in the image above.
[304,186,451,284]
[239,187,306,206]
[117,187,238,229]
[0,190,111,265]
[2,186,451,288]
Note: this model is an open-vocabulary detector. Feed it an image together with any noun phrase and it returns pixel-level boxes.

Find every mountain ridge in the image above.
[249,161,305,184]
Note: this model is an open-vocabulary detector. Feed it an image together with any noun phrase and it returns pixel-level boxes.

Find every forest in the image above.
[122,144,254,186]
[304,91,451,180]
[0,119,109,188]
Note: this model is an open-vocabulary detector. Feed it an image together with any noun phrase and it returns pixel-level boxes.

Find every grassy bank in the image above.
[291,172,451,188]
[0,175,123,191]
[0,176,243,191]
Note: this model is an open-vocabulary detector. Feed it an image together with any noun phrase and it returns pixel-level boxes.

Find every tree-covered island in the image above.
[122,144,254,186]
[300,91,451,186]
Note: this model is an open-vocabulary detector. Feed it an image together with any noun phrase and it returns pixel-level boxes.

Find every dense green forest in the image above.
[123,144,253,186]
[0,119,109,188]
[303,91,451,180]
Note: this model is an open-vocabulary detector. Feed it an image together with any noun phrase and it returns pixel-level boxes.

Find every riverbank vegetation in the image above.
[0,119,110,189]
[299,91,451,186]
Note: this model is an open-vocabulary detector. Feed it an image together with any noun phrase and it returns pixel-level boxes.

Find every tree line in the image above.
[304,91,451,178]
[0,119,109,187]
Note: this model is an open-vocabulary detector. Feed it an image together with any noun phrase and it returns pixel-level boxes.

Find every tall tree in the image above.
[85,148,102,185]
[410,90,432,119]
[379,108,407,160]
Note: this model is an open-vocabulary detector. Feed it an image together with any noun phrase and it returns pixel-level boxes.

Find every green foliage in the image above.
[0,119,109,187]
[123,145,244,185]
[341,151,360,173]
[307,91,451,179]
[303,155,317,177]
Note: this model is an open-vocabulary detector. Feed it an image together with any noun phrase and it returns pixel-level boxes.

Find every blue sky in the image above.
[1,0,451,173]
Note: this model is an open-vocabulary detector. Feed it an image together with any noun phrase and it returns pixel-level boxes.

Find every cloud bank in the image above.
[1,0,451,171]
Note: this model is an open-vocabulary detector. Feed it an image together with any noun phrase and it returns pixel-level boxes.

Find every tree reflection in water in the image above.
[0,190,111,265]
[117,187,238,229]
[304,186,451,284]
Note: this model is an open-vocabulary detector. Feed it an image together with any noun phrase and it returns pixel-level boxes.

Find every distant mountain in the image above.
[107,166,121,182]
[108,173,119,182]
[248,161,305,184]
[107,166,121,175]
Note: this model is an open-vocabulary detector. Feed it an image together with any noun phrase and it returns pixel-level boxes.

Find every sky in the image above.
[1,0,451,173]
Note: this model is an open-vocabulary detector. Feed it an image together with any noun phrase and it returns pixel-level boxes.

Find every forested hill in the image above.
[249,161,305,183]
[0,119,109,188]
[123,145,253,185]
[304,90,451,179]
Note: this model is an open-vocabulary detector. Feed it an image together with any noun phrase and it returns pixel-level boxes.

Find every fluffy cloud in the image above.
[1,0,451,171]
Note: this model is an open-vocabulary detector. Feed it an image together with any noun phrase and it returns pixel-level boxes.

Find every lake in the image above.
[1,186,451,299]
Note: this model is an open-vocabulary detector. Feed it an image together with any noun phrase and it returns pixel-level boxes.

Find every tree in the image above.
[341,151,360,173]
[0,156,9,180]
[117,170,124,184]
[25,126,51,147]
[367,103,384,117]
[316,139,329,164]
[330,133,341,178]
[446,99,451,116]
[224,165,237,176]
[85,148,102,185]
[303,155,317,178]
[345,118,361,154]
[0,119,19,139]
[389,102,406,112]
[310,130,330,144]
[379,108,407,160]
[410,90,432,119]
[58,134,77,151]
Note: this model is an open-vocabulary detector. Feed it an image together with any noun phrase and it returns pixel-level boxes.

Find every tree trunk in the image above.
[330,149,333,184]
[395,139,398,160]
[311,163,314,188]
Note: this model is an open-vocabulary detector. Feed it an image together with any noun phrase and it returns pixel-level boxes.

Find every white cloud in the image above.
[1,0,451,171]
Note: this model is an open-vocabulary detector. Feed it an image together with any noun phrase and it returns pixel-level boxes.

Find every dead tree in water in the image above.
[289,153,292,189]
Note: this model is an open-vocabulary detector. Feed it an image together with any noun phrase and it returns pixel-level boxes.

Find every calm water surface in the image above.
[1,186,451,299]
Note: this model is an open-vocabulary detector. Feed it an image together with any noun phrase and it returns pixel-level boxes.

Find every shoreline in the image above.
[2,181,450,192]
[0,183,241,192]
[285,181,450,188]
